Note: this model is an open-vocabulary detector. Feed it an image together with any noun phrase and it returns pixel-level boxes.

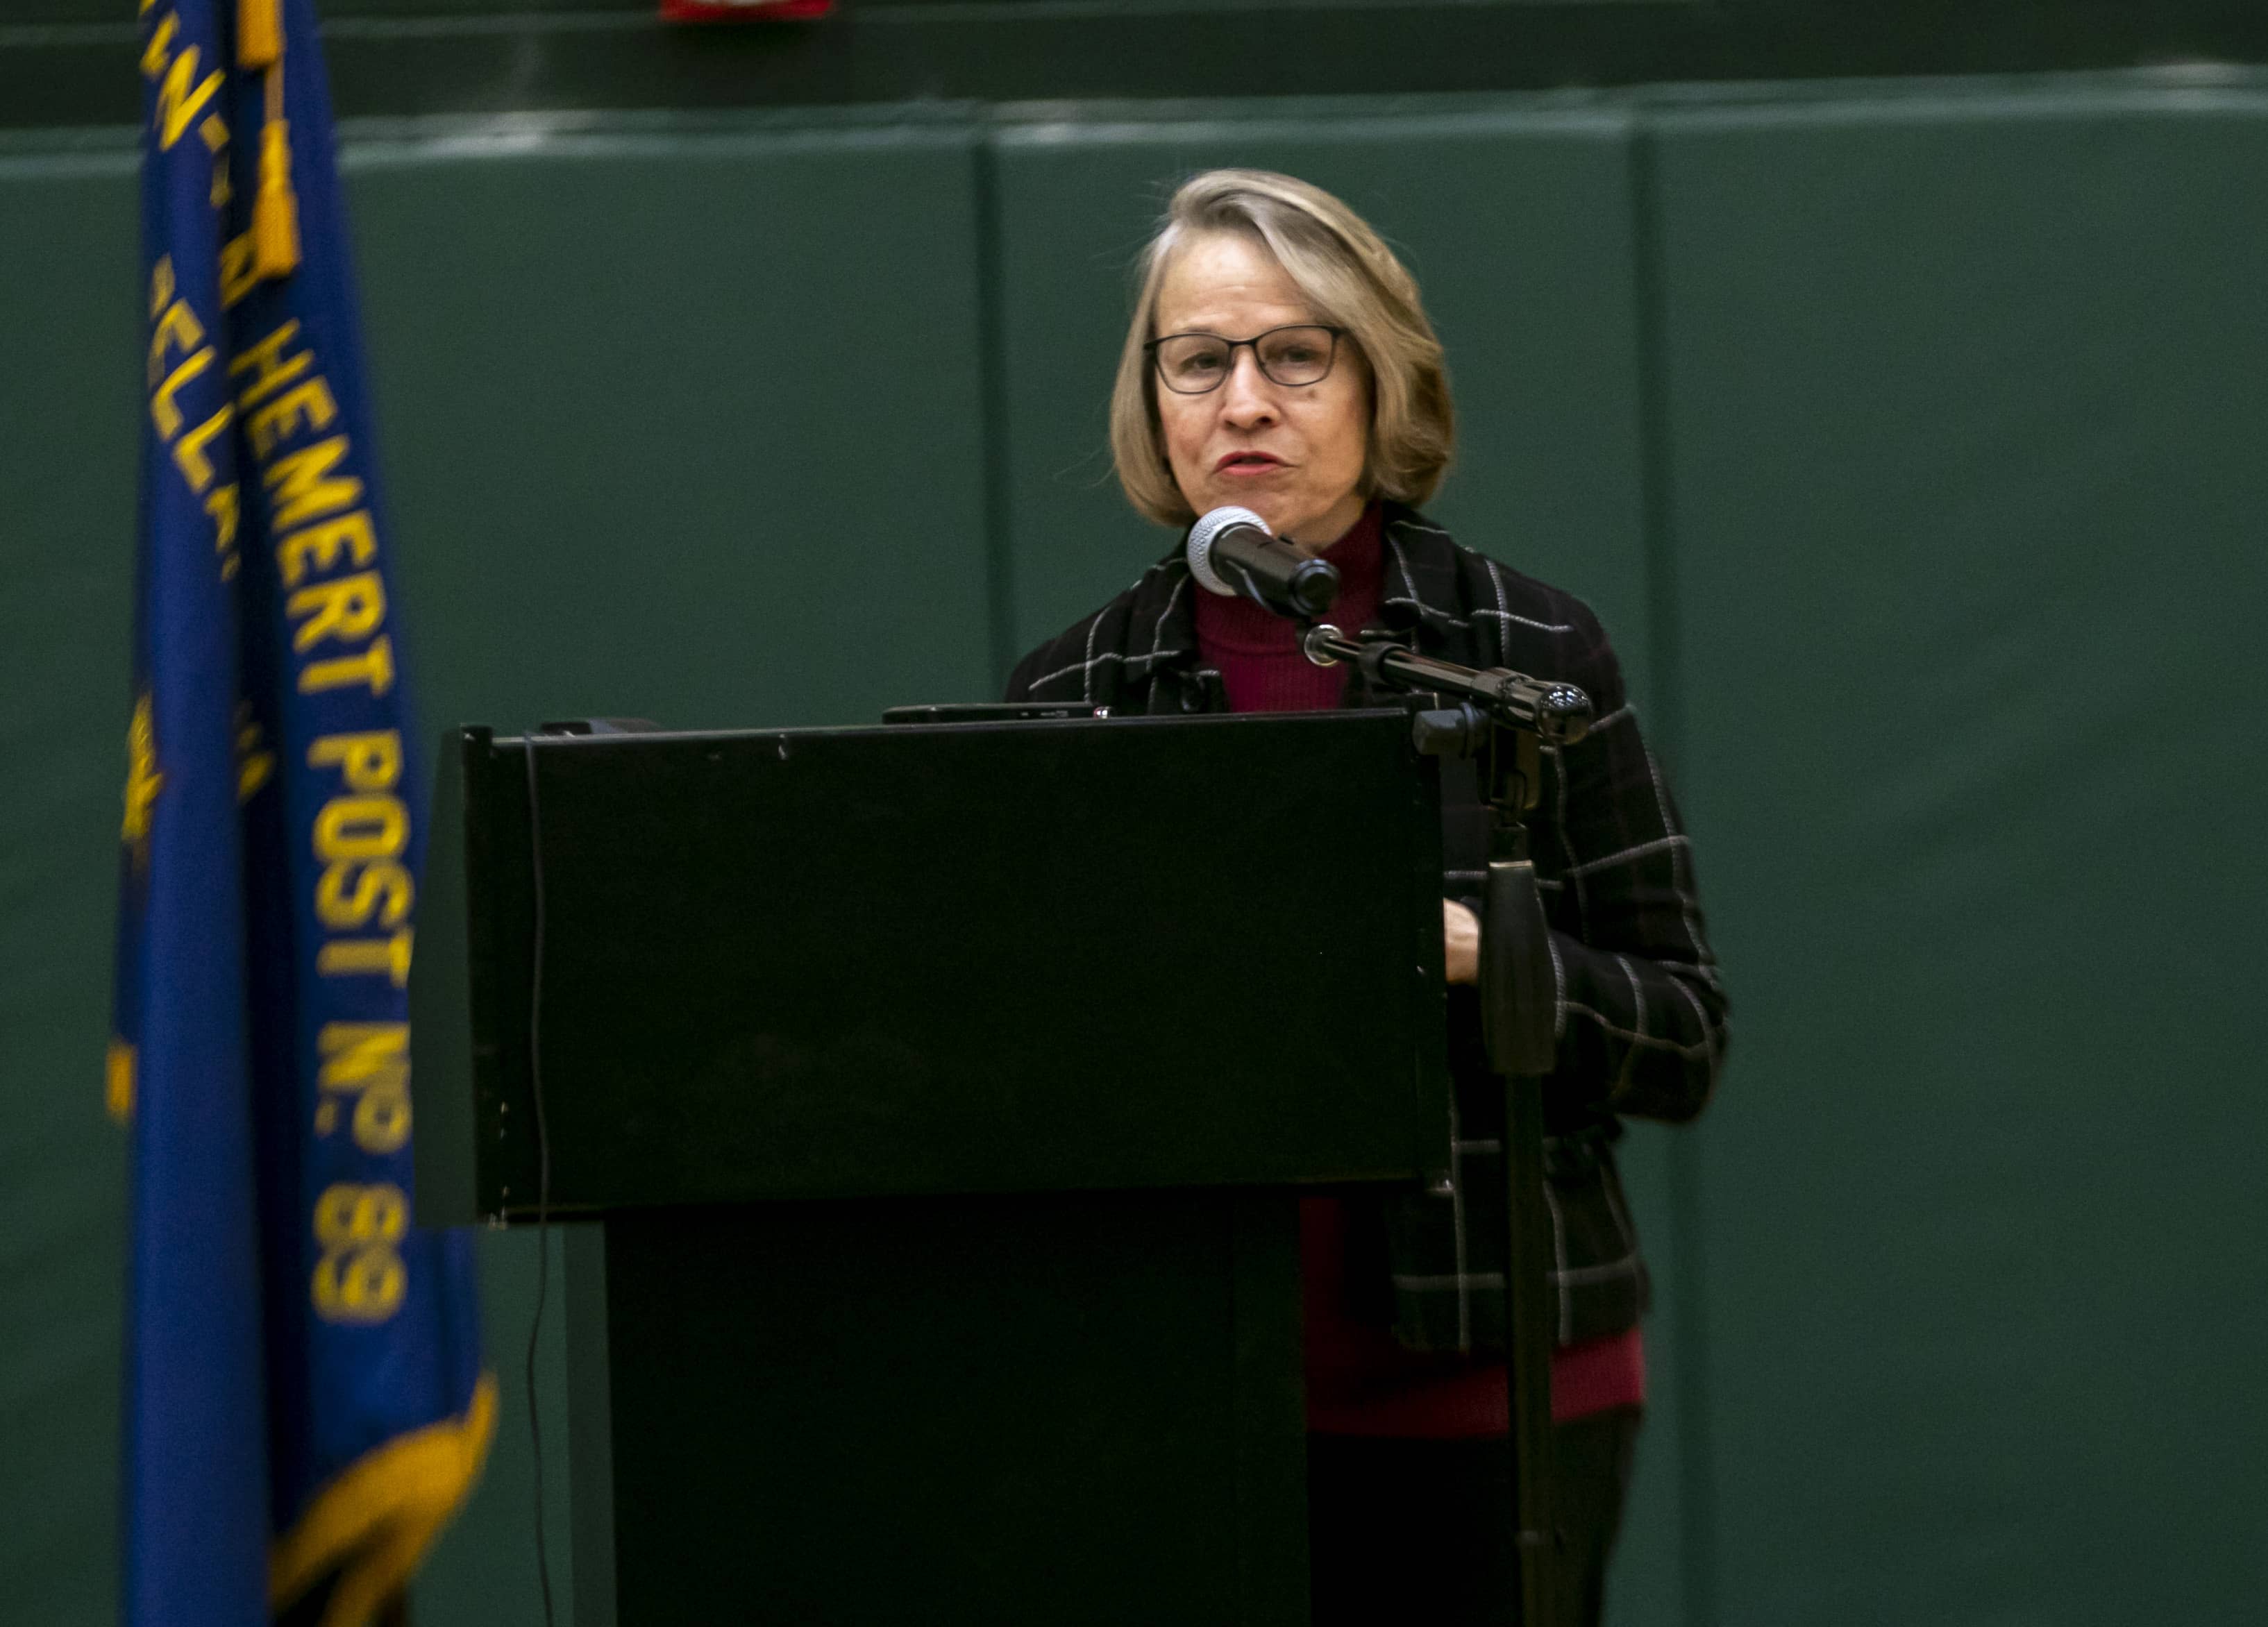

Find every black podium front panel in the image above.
[569,1192,1307,1627]
[416,710,1448,1221]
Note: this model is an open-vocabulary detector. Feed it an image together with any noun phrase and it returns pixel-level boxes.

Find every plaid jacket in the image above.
[1006,504,1728,1354]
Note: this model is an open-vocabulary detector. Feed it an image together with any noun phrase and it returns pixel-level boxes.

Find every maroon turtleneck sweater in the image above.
[1194,500,1645,1438]
[1193,503,1386,711]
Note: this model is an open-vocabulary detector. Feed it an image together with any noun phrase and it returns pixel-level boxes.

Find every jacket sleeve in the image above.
[1532,614,1729,1123]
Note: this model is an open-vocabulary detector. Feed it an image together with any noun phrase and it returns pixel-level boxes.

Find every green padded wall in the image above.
[11,74,2268,1627]
[0,140,137,1627]
[1654,93,2268,1624]
[991,106,1654,684]
[348,120,995,735]
[0,119,994,1627]
[348,121,993,1627]
[987,105,1692,1627]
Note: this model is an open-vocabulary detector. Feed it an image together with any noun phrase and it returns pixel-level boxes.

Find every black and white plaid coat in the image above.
[1007,503,1729,1356]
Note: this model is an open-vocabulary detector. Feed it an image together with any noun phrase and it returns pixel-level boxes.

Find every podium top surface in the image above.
[412,711,1448,1222]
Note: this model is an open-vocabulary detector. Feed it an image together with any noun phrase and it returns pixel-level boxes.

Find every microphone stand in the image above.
[1304,623,1592,1627]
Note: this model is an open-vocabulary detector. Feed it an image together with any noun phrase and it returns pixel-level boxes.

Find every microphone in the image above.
[1185,506,1341,621]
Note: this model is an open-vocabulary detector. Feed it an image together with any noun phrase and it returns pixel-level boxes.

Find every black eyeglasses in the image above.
[1145,325,1346,394]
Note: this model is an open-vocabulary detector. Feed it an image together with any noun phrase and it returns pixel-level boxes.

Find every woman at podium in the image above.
[1007,169,1729,1627]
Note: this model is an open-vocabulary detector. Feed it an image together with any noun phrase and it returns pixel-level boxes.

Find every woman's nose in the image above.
[1218,351,1278,426]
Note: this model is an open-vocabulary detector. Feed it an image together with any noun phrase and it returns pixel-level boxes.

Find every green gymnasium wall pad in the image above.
[356,123,998,1627]
[347,123,996,736]
[6,79,2268,1627]
[1657,94,2268,1624]
[984,106,1690,1627]
[0,144,139,1627]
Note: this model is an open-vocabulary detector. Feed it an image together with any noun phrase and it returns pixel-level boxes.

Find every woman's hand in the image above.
[1443,899,1479,985]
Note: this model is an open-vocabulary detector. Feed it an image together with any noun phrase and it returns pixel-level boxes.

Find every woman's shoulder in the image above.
[1005,546,1192,703]
[1379,505,1618,685]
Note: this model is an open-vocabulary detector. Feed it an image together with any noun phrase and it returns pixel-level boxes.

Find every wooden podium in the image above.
[412,711,1449,1625]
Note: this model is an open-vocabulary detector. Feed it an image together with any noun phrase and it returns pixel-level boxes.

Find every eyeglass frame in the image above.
[1142,324,1349,395]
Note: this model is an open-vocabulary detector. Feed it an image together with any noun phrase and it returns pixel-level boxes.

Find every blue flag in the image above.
[117,0,491,1621]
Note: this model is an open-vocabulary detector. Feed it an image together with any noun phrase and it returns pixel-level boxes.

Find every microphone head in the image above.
[1185,505,1270,597]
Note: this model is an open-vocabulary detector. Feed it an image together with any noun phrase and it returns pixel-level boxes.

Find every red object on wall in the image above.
[660,0,832,21]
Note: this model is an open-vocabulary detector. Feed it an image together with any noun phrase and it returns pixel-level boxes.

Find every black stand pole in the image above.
[1477,742,1565,1627]
[1304,625,1591,1627]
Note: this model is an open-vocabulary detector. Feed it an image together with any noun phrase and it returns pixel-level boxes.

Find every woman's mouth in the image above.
[1216,451,1286,475]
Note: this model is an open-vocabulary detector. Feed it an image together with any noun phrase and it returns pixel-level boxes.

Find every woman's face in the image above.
[1152,231,1370,553]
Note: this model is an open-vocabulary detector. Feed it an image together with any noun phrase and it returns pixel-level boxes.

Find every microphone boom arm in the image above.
[1300,623,1594,751]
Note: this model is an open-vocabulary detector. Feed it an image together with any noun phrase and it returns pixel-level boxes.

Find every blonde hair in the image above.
[1109,169,1456,528]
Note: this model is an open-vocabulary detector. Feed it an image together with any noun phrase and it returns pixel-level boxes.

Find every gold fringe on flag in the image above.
[271,1376,499,1627]
[106,1038,137,1124]
[237,0,282,69]
[252,61,300,280]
